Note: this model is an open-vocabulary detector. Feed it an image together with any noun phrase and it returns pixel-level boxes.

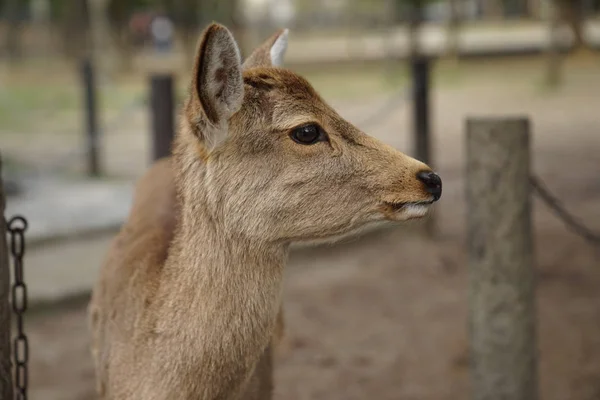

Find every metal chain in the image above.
[530,175,600,247]
[7,216,29,400]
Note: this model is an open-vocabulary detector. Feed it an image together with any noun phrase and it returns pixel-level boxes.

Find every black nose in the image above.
[416,171,442,201]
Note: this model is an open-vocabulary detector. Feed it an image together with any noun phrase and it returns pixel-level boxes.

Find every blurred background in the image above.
[1,0,600,399]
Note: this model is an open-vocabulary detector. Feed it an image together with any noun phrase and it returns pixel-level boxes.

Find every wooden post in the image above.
[466,117,538,400]
[150,74,175,161]
[0,154,14,400]
[82,58,101,176]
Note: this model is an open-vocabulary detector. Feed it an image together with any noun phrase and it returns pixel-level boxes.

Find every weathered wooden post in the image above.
[0,154,14,400]
[466,117,538,400]
[150,74,175,161]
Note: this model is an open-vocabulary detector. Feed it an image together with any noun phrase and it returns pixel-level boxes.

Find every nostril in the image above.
[416,171,442,201]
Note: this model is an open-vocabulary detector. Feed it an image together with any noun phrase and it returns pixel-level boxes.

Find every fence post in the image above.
[411,56,435,235]
[82,57,101,177]
[466,117,538,400]
[0,154,14,400]
[150,74,175,161]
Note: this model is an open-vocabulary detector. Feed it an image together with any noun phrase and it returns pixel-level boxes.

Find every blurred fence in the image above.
[0,54,184,180]
[0,76,151,178]
[2,0,600,182]
[2,0,600,60]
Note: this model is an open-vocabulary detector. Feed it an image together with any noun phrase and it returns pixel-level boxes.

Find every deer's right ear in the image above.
[242,29,289,69]
[188,23,243,149]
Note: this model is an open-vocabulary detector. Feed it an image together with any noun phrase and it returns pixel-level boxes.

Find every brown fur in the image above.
[88,23,440,400]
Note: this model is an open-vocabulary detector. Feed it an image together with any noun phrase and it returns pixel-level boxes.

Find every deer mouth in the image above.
[381,200,434,220]
[384,200,434,212]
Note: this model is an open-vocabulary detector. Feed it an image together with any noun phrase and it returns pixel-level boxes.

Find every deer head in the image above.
[173,23,442,244]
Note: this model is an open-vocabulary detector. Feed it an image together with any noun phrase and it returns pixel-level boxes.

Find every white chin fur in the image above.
[400,204,431,220]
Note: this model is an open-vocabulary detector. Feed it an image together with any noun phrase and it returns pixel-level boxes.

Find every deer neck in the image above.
[152,145,287,398]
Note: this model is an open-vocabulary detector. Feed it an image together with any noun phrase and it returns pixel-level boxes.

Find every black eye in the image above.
[290,124,324,145]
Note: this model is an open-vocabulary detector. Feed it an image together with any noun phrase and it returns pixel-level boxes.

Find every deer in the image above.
[88,22,442,400]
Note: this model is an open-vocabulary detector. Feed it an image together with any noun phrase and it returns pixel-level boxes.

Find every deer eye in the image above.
[290,124,325,145]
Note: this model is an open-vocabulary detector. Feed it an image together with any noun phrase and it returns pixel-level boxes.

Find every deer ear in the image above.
[242,29,289,70]
[189,23,243,148]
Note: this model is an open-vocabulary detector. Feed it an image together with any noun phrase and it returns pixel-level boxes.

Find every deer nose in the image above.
[416,171,442,201]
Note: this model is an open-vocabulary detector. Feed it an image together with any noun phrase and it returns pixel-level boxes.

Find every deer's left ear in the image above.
[187,23,243,149]
[242,29,289,70]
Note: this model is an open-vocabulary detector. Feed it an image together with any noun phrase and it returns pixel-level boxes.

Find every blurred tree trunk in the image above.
[546,0,564,87]
[181,0,246,56]
[481,0,504,19]
[58,0,89,60]
[113,30,134,73]
[107,0,133,73]
[527,0,543,19]
[408,0,425,59]
[393,0,424,60]
[3,0,24,61]
[446,0,461,60]
[88,0,114,76]
[30,0,53,58]
[555,0,586,50]
[217,0,246,56]
[390,0,424,61]
[167,0,201,67]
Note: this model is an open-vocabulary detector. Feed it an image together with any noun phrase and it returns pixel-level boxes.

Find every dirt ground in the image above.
[24,210,600,400]
[13,55,600,399]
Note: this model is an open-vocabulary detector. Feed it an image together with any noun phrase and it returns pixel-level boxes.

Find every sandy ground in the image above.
[10,55,600,399]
